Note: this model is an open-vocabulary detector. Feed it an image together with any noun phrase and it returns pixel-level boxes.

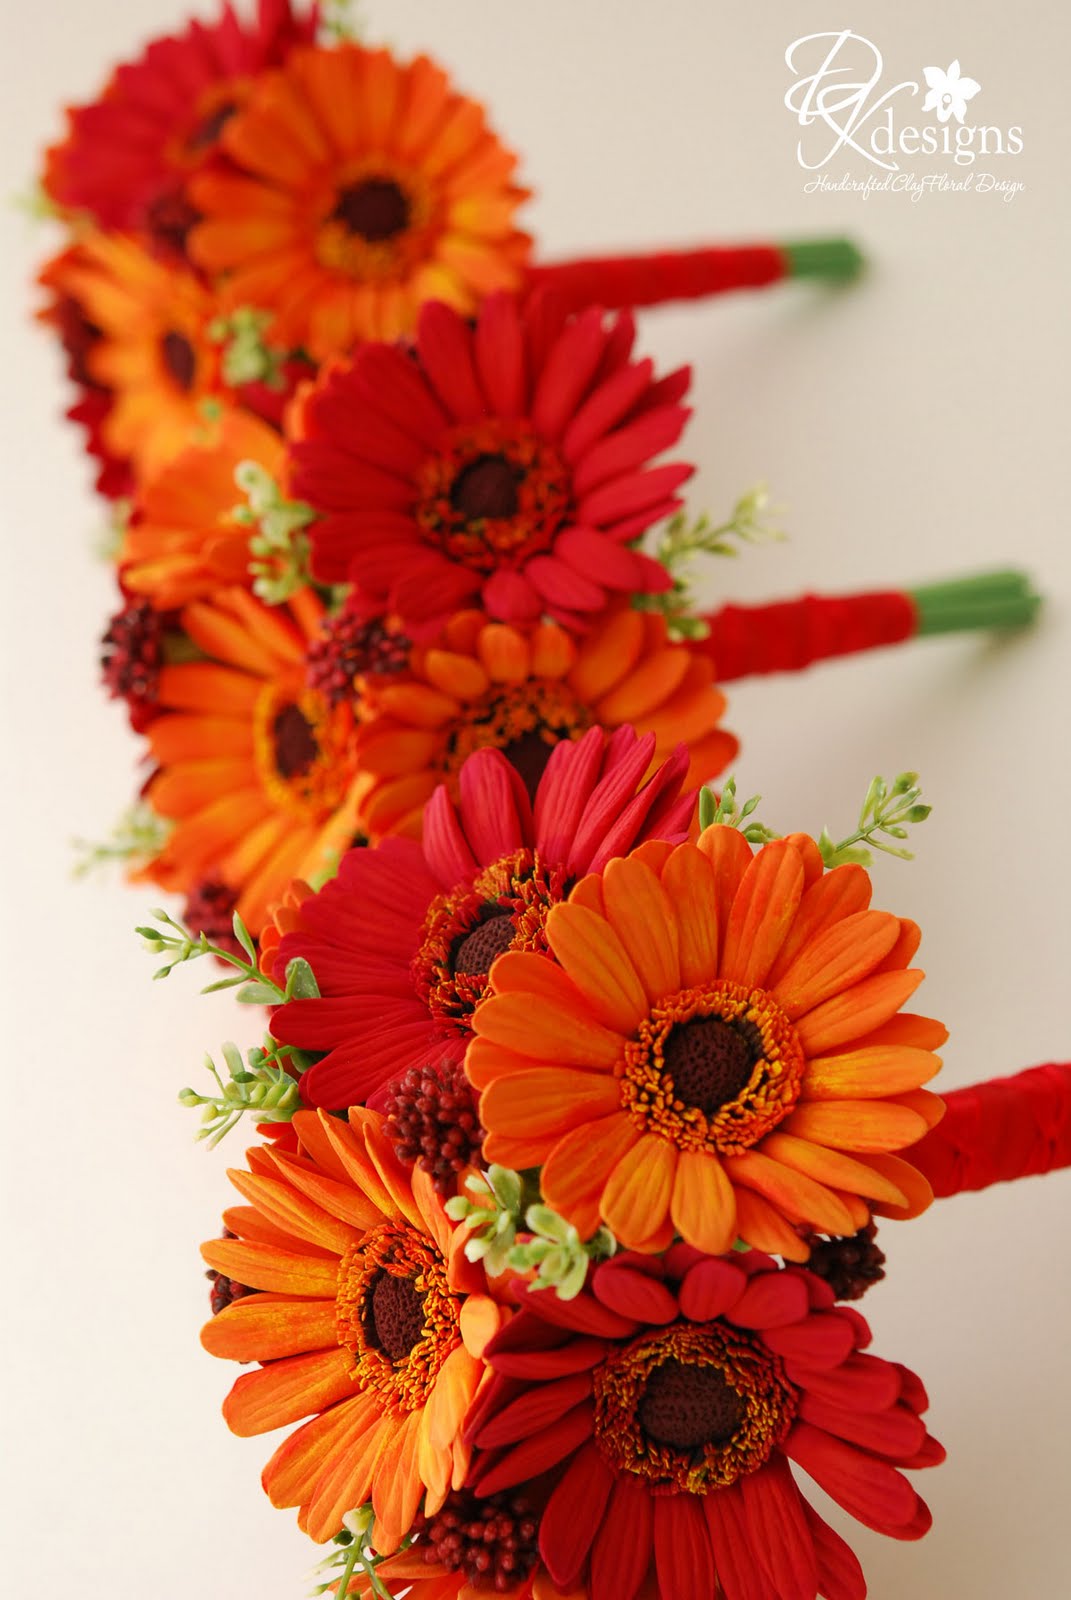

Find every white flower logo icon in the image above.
[922,60,981,123]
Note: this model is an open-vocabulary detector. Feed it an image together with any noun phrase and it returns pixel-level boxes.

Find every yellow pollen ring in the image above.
[592,1322,796,1495]
[335,1222,461,1415]
[413,847,569,1023]
[314,156,435,281]
[619,981,807,1155]
[442,681,592,785]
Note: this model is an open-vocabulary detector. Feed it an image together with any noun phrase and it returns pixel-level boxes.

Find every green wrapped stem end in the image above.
[911,569,1042,635]
[782,237,866,282]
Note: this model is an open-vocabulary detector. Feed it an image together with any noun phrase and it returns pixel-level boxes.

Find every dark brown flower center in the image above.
[161,329,197,391]
[499,728,559,803]
[332,177,411,241]
[145,189,201,255]
[187,101,237,153]
[664,1015,758,1113]
[451,908,517,977]
[272,702,319,779]
[366,1272,426,1361]
[639,1359,748,1451]
[450,454,522,521]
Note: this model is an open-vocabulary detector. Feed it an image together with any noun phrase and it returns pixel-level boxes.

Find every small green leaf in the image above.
[556,1252,590,1301]
[200,973,246,994]
[236,981,283,1006]
[232,912,257,963]
[284,956,321,1000]
[526,1204,572,1243]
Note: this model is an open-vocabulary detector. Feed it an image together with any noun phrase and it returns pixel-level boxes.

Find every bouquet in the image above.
[21,4,1066,1598]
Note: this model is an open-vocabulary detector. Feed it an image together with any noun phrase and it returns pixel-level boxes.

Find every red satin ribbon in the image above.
[911,1064,1071,1199]
[524,245,786,314]
[694,591,919,682]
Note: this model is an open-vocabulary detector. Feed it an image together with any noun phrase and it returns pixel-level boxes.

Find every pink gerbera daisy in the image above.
[289,293,688,630]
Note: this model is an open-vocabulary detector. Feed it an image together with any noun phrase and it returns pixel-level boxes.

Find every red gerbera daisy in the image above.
[289,294,686,629]
[465,1248,944,1600]
[268,728,696,1113]
[43,0,318,257]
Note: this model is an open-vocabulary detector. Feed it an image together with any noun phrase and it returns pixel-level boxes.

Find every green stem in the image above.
[910,570,1041,635]
[781,237,865,282]
[333,1539,364,1598]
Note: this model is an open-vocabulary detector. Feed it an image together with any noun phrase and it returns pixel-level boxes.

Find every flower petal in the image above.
[600,1133,677,1248]
[599,855,680,1000]
[782,1100,929,1154]
[724,1148,858,1235]
[546,900,648,1033]
[670,1148,737,1255]
[654,1492,717,1600]
[784,1421,925,1535]
[795,970,924,1055]
[660,842,720,988]
[540,1441,614,1588]
[481,1068,622,1138]
[739,1454,818,1600]
[201,1296,338,1362]
[720,841,805,988]
[541,1114,641,1239]
[222,1346,357,1436]
[771,911,901,1019]
[589,1475,654,1600]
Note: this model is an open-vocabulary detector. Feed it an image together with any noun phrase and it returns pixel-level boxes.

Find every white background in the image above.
[2,2,1069,1596]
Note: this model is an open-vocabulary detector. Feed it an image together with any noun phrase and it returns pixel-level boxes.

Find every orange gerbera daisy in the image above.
[120,410,285,609]
[57,233,228,479]
[37,244,135,500]
[201,1108,504,1549]
[350,607,737,841]
[188,43,531,358]
[142,586,361,932]
[470,826,946,1259]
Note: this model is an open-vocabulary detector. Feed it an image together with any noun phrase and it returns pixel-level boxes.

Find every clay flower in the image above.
[921,61,981,124]
[347,606,736,841]
[465,1247,944,1600]
[53,234,228,480]
[471,825,944,1258]
[189,43,531,358]
[42,0,317,255]
[201,1108,503,1549]
[289,293,687,628]
[141,586,361,932]
[268,730,696,1112]
[119,411,285,609]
